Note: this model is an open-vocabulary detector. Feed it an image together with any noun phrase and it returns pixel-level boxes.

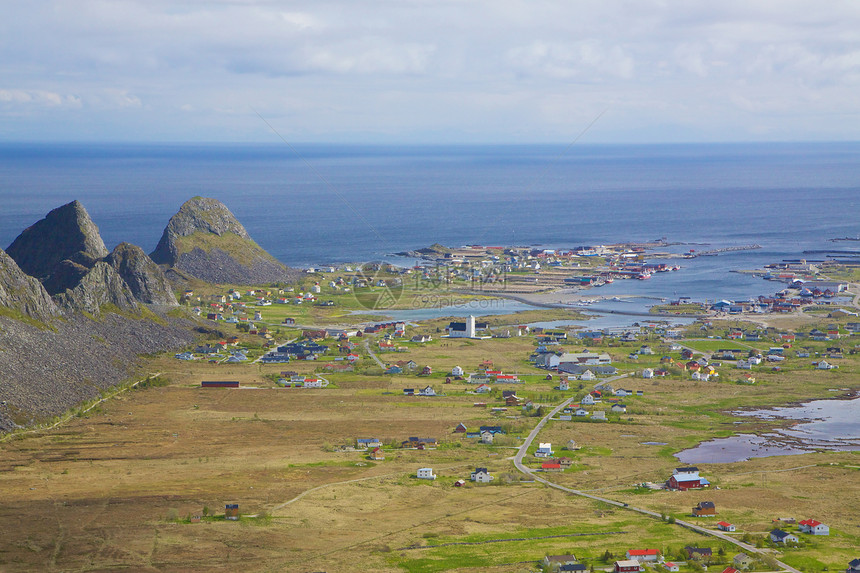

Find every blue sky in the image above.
[2,0,860,143]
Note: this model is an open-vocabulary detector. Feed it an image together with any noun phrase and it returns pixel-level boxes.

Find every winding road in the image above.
[512,380,803,573]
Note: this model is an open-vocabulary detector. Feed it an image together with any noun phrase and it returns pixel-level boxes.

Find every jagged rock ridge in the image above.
[150,196,292,285]
[106,243,178,306]
[5,200,177,315]
[54,261,139,315]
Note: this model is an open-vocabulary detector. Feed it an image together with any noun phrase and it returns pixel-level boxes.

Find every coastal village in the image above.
[148,242,860,573]
[3,230,859,573]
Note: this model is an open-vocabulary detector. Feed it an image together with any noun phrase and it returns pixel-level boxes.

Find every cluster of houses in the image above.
[192,286,331,323]
[401,242,692,294]
[402,386,438,396]
[454,424,505,444]
[769,517,831,545]
[709,279,848,315]
[177,344,249,364]
[359,436,441,459]
[276,374,328,388]
[275,341,329,361]
[539,546,763,573]
[175,339,246,362]
[541,546,762,573]
[532,349,618,378]
[555,385,638,421]
[386,360,433,376]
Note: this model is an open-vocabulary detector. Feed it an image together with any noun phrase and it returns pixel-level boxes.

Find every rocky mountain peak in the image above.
[150,196,291,285]
[150,196,251,263]
[6,200,109,282]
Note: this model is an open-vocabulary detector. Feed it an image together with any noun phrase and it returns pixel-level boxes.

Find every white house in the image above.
[451,365,464,376]
[581,394,596,405]
[480,431,494,444]
[770,529,798,544]
[558,379,570,391]
[419,386,436,396]
[642,368,654,379]
[817,360,836,370]
[575,408,589,417]
[416,468,436,480]
[798,519,829,535]
[470,467,494,483]
[579,370,596,381]
[626,549,660,563]
[535,442,553,457]
[475,383,491,394]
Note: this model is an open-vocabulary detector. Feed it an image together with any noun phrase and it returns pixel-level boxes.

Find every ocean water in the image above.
[1,142,859,304]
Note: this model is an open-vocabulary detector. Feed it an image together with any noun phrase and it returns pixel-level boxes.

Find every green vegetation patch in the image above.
[175,231,278,263]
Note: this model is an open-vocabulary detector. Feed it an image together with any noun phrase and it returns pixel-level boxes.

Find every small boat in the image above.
[638,273,651,280]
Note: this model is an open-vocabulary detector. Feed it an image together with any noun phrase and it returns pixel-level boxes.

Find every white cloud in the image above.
[1,1,860,141]
[0,89,81,108]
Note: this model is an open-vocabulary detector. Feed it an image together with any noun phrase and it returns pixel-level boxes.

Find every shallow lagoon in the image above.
[676,394,860,464]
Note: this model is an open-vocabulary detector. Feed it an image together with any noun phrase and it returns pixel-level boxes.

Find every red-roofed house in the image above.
[798,519,830,535]
[717,521,736,532]
[541,462,562,472]
[721,568,739,573]
[626,549,660,563]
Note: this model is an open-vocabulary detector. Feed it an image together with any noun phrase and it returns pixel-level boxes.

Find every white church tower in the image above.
[466,315,476,338]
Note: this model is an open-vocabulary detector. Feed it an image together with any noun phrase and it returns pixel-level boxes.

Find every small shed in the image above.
[225,504,239,521]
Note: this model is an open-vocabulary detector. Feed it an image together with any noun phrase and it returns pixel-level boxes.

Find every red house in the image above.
[615,560,643,573]
[667,467,708,490]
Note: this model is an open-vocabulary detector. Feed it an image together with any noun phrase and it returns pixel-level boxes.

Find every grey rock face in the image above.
[6,200,109,282]
[54,262,138,315]
[106,243,178,306]
[0,248,59,321]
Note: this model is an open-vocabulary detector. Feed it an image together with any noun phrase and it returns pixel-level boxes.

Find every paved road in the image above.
[512,384,803,573]
[364,338,385,369]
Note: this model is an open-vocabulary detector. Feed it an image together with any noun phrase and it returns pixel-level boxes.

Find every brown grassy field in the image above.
[1,326,859,572]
